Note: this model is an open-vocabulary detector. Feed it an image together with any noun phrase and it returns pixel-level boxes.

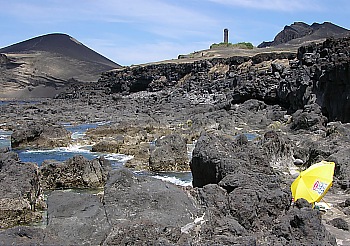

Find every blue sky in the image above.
[0,0,349,66]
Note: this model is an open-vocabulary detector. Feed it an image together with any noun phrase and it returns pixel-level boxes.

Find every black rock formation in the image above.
[149,133,189,172]
[258,22,349,48]
[99,36,350,123]
[0,148,44,229]
[11,121,71,149]
[189,131,336,245]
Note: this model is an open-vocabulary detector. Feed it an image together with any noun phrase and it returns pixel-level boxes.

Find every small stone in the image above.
[293,159,304,166]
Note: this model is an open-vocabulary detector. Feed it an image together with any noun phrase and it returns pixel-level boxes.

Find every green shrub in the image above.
[210,42,254,49]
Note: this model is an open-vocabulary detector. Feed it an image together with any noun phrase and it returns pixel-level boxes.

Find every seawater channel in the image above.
[0,122,193,186]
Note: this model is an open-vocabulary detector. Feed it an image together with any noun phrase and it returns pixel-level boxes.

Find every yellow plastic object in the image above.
[291,161,335,204]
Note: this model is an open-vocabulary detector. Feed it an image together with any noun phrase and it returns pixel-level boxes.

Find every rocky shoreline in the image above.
[1,37,350,245]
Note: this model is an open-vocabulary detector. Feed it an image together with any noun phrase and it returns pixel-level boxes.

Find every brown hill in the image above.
[0,33,120,98]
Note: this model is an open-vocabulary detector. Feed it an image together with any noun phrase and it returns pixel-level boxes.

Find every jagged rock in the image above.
[294,198,312,209]
[291,103,327,131]
[258,21,349,48]
[260,130,294,169]
[226,179,290,230]
[328,148,350,183]
[149,133,189,172]
[39,155,111,190]
[0,53,9,65]
[345,198,350,207]
[327,218,349,231]
[190,131,290,188]
[97,36,350,125]
[11,121,71,149]
[191,170,333,245]
[272,207,337,245]
[0,148,44,229]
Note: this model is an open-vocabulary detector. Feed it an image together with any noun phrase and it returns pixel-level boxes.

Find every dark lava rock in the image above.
[291,103,328,131]
[0,168,200,245]
[190,131,291,188]
[98,36,350,124]
[273,207,337,245]
[45,190,110,245]
[39,155,111,190]
[0,226,61,246]
[149,133,189,172]
[103,168,198,245]
[11,121,71,149]
[346,198,350,207]
[327,217,349,231]
[328,148,350,182]
[294,198,312,209]
[258,21,349,48]
[0,148,44,229]
[187,129,338,245]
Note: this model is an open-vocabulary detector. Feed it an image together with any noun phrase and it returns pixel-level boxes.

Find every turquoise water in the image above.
[0,129,12,149]
[244,132,259,141]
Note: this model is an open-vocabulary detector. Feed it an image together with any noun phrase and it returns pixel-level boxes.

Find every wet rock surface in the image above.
[0,148,44,229]
[11,121,71,149]
[39,155,111,190]
[149,133,189,171]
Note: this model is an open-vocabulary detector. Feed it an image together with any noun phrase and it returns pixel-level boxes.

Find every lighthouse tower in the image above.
[224,28,229,43]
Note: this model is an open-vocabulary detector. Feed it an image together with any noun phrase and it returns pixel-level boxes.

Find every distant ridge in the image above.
[0,33,121,98]
[258,22,350,48]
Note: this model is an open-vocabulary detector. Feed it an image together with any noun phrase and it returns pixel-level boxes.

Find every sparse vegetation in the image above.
[210,42,254,49]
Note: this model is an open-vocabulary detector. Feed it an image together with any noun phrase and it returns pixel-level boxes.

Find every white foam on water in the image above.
[95,121,111,126]
[152,175,192,187]
[104,153,134,163]
[23,144,93,154]
[71,132,86,140]
[61,122,73,127]
[61,145,94,153]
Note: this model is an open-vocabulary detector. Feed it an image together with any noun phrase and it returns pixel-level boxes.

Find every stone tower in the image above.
[224,28,229,43]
